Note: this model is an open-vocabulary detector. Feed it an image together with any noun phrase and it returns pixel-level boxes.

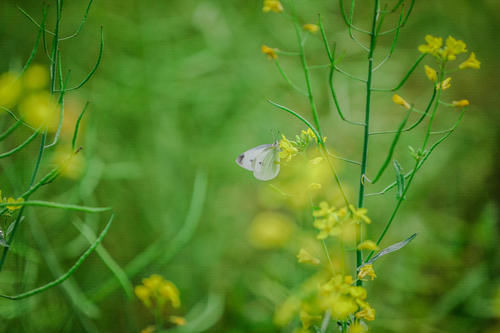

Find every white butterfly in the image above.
[235,142,280,181]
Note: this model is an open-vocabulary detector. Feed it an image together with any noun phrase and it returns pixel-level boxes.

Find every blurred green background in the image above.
[0,0,499,332]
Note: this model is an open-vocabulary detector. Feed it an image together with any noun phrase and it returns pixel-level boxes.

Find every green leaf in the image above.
[393,160,405,200]
[365,233,417,265]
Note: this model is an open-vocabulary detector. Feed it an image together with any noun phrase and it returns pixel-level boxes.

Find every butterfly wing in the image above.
[253,144,280,181]
[235,144,273,171]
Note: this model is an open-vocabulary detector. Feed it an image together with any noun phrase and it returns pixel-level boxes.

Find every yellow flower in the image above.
[297,248,320,265]
[424,65,437,81]
[23,64,49,90]
[313,201,335,218]
[443,36,467,61]
[357,240,379,251]
[159,281,181,308]
[263,0,283,13]
[248,211,294,249]
[261,44,278,60]
[140,326,156,333]
[329,295,358,320]
[6,197,24,211]
[301,128,317,140]
[0,72,22,109]
[52,148,86,179]
[349,286,367,300]
[392,94,411,110]
[303,24,319,33]
[355,304,376,321]
[437,77,452,90]
[418,35,442,55]
[18,92,59,132]
[135,285,152,307]
[452,99,470,108]
[300,310,322,329]
[358,264,376,281]
[169,316,186,326]
[349,205,371,224]
[349,322,367,333]
[279,135,298,162]
[459,52,480,70]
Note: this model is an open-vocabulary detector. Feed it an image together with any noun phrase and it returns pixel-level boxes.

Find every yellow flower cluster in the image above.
[262,0,283,13]
[135,274,186,328]
[278,129,318,164]
[0,64,62,132]
[0,190,24,212]
[297,248,320,265]
[358,264,376,281]
[419,35,480,69]
[319,274,375,321]
[312,202,371,240]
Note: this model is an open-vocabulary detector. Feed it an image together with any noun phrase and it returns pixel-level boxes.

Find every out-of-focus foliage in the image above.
[0,0,498,332]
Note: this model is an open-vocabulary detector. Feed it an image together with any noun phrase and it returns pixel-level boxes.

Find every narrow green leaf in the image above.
[365,233,417,265]
[393,160,404,200]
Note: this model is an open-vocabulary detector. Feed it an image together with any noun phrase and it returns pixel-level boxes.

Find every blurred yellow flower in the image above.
[297,248,320,265]
[135,274,182,312]
[357,240,379,251]
[301,128,317,141]
[438,77,452,90]
[248,211,294,249]
[349,205,371,224]
[349,322,367,333]
[452,99,470,108]
[19,92,59,131]
[6,197,24,211]
[274,296,301,326]
[303,24,319,33]
[263,0,283,13]
[443,36,467,61]
[355,304,376,321]
[392,94,411,110]
[358,264,376,281]
[23,64,49,90]
[169,315,186,326]
[0,72,22,109]
[52,148,85,179]
[459,52,480,70]
[299,310,321,329]
[418,35,442,56]
[309,157,323,165]
[279,135,298,162]
[424,65,437,81]
[261,45,278,60]
[140,326,156,333]
[313,201,335,218]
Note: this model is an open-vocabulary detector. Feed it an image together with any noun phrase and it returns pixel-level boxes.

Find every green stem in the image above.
[356,0,379,285]
[423,65,445,149]
[291,2,322,138]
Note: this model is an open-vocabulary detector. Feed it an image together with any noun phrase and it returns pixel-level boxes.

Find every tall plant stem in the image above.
[356,0,379,285]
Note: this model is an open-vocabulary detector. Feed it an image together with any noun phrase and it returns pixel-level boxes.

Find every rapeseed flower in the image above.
[263,0,283,13]
[297,248,320,265]
[135,274,181,310]
[279,135,298,162]
[438,77,452,90]
[18,92,59,131]
[358,264,376,281]
[357,240,379,251]
[0,72,21,109]
[424,65,437,81]
[303,24,319,33]
[459,52,480,70]
[6,197,24,212]
[349,205,371,224]
[442,36,467,60]
[261,45,278,60]
[452,99,470,108]
[418,35,442,56]
[392,94,411,110]
[299,310,321,329]
[23,64,49,90]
